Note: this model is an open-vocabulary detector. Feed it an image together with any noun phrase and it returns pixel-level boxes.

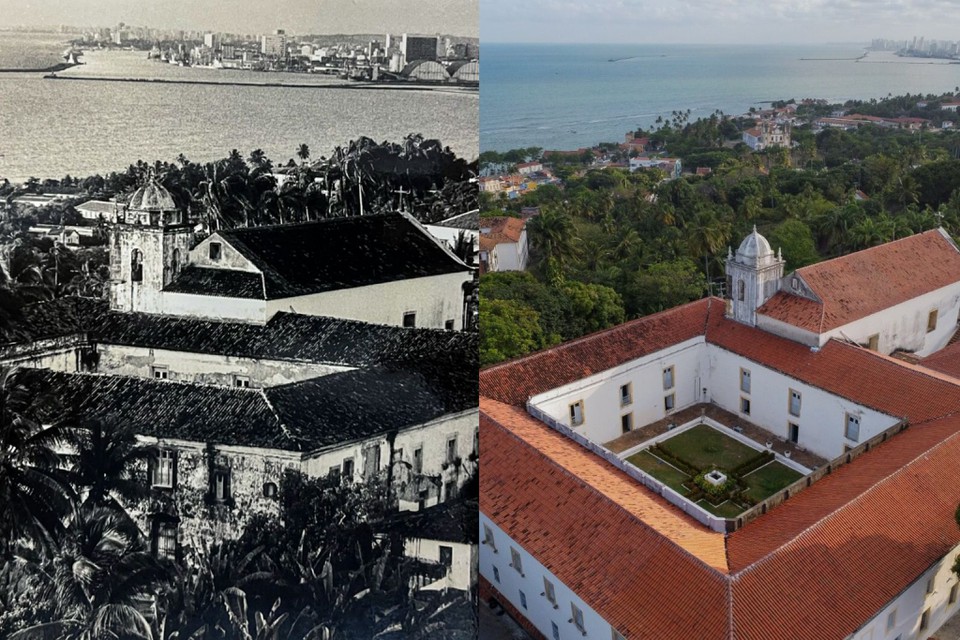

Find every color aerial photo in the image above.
[478,2,960,639]
[0,0,479,638]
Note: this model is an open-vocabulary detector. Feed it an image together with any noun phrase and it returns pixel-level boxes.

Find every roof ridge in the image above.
[732,412,960,580]
[257,387,301,450]
[798,228,946,277]
[484,404,729,577]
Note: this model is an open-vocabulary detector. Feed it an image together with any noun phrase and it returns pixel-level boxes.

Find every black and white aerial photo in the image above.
[0,0,479,637]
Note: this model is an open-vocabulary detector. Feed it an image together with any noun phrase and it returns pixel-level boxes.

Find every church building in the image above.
[480,227,960,640]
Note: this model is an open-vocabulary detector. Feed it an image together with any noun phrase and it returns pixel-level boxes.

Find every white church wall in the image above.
[822,282,960,357]
[189,234,260,272]
[97,344,351,387]
[404,538,476,592]
[159,291,267,323]
[756,314,819,347]
[479,515,619,640]
[706,345,900,460]
[530,337,705,444]
[848,543,960,640]
[264,271,471,330]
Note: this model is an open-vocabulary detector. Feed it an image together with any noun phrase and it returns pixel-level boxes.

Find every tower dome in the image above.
[736,225,774,263]
[128,176,177,212]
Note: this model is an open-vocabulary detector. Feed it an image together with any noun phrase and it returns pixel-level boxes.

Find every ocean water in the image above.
[0,40,478,182]
[481,43,960,152]
[0,31,67,69]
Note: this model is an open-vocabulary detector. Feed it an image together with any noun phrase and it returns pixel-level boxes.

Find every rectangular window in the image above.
[621,413,632,434]
[619,383,632,406]
[483,524,496,551]
[341,458,354,481]
[154,521,177,559]
[664,393,675,412]
[663,366,675,390]
[950,584,958,605]
[845,413,860,442]
[510,547,523,575]
[445,319,455,330]
[867,334,879,351]
[789,390,801,417]
[439,545,453,567]
[212,468,231,502]
[446,435,458,463]
[740,368,751,393]
[740,397,750,415]
[927,577,935,594]
[571,603,586,633]
[920,608,930,631]
[209,242,222,261]
[444,480,457,501]
[152,366,169,380]
[519,590,528,610]
[233,375,250,388]
[552,622,560,640]
[569,401,584,426]
[493,566,500,583]
[327,465,340,480]
[413,446,423,473]
[789,423,800,444]
[403,311,416,328]
[887,610,896,631]
[544,577,557,606]
[152,449,176,488]
[473,428,479,456]
[928,309,939,333]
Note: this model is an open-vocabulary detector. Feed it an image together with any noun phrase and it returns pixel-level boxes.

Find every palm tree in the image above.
[64,420,151,509]
[296,144,310,165]
[0,369,76,555]
[526,206,580,284]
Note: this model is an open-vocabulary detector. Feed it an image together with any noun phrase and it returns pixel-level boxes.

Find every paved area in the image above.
[604,402,828,469]
[932,608,960,639]
[479,600,533,640]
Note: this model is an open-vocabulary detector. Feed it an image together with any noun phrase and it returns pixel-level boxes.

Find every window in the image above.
[445,319,455,330]
[663,366,675,390]
[154,521,177,559]
[664,393,675,412]
[544,577,557,606]
[950,583,958,605]
[262,482,278,498]
[233,375,250,388]
[571,603,586,633]
[493,566,501,583]
[211,468,231,502]
[446,435,458,463]
[928,309,939,333]
[569,401,585,426]
[171,248,181,276]
[789,423,800,444]
[131,249,143,282]
[483,524,497,551]
[519,590,528,610]
[510,547,523,575]
[737,279,745,302]
[473,428,479,456]
[887,610,896,631]
[413,446,423,473]
[439,545,453,568]
[619,383,632,406]
[920,608,930,631]
[209,242,222,261]
[867,334,879,351]
[927,577,935,594]
[327,465,340,480]
[151,449,176,488]
[444,481,457,501]
[621,413,632,434]
[740,368,751,394]
[341,458,354,481]
[789,389,801,417]
[740,397,751,415]
[845,413,860,442]
[403,311,416,328]
[552,622,560,640]
[151,365,168,380]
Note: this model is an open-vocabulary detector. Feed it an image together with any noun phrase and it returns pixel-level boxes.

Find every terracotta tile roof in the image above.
[758,229,960,333]
[919,339,960,378]
[756,291,823,332]
[479,217,525,244]
[481,406,730,640]
[479,297,713,407]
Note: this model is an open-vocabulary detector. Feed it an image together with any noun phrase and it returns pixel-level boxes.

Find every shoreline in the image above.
[0,61,78,73]
[43,73,478,94]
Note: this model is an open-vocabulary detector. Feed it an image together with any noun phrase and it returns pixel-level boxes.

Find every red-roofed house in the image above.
[479,216,529,272]
[481,226,960,640]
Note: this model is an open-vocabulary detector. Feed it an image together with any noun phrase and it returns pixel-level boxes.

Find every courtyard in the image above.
[624,422,805,518]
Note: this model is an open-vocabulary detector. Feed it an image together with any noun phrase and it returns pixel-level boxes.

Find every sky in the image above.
[481,0,960,44]
[0,0,477,37]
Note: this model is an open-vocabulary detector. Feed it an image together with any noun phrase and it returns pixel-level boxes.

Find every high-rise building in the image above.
[401,34,438,66]
[261,29,287,57]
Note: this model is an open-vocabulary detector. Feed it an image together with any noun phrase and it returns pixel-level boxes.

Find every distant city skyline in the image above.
[481,0,960,44]
[0,0,477,37]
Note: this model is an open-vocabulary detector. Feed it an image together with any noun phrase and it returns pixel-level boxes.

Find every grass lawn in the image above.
[659,424,760,471]
[625,450,690,494]
[742,461,804,502]
[696,499,746,518]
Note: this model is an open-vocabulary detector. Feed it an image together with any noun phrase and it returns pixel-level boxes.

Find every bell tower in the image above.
[725,226,785,326]
[109,174,193,313]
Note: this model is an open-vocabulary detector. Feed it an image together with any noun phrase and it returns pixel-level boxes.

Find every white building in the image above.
[742,121,791,151]
[479,227,960,640]
[479,217,528,273]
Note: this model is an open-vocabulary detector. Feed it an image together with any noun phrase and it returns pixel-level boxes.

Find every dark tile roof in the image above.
[434,210,479,230]
[217,213,468,299]
[164,266,264,299]
[265,362,478,451]
[2,297,108,344]
[14,368,293,450]
[387,500,478,543]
